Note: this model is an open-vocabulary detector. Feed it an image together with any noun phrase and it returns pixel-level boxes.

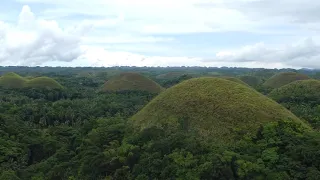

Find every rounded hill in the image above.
[0,72,26,88]
[268,79,320,103]
[131,77,307,143]
[263,72,310,89]
[102,72,164,93]
[25,77,63,89]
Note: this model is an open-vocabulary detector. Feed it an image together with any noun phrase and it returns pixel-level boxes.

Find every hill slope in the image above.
[131,77,307,143]
[102,72,164,93]
[269,79,320,103]
[0,72,26,88]
[263,72,310,89]
[25,77,63,89]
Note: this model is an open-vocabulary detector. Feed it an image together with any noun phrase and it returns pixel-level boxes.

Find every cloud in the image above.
[0,5,87,66]
[203,38,320,68]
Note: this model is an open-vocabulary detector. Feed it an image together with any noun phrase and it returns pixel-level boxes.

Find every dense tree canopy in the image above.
[0,66,320,180]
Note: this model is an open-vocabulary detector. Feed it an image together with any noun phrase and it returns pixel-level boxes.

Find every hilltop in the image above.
[25,77,64,89]
[0,72,27,88]
[269,79,320,103]
[102,72,164,93]
[263,72,310,89]
[131,77,307,143]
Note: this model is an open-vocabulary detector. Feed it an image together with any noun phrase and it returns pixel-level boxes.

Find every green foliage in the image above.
[131,77,308,143]
[263,72,310,89]
[1,66,320,180]
[102,72,164,93]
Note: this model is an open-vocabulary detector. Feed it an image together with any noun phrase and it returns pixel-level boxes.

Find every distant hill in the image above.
[131,77,308,144]
[269,79,320,103]
[239,75,262,87]
[0,72,26,88]
[25,77,63,90]
[102,72,164,93]
[156,72,186,79]
[0,72,63,90]
[263,72,310,89]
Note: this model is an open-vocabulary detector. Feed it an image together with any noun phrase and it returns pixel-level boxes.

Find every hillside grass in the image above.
[263,72,310,89]
[131,77,309,143]
[268,79,320,103]
[103,72,164,93]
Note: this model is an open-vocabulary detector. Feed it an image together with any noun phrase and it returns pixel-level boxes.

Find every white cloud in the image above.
[0,5,88,66]
[204,38,320,68]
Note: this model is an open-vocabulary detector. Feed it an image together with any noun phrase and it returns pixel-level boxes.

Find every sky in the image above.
[0,0,320,68]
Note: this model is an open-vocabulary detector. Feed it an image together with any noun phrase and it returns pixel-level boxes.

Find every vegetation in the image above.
[1,66,320,180]
[102,72,164,93]
[131,77,308,143]
[263,72,310,89]
[269,79,320,129]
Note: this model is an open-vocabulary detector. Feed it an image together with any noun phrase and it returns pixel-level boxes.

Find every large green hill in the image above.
[102,72,164,93]
[131,77,308,143]
[263,72,310,89]
[25,77,64,89]
[0,72,26,88]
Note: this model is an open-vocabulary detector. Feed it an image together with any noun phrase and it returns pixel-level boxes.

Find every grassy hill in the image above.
[268,79,320,103]
[263,72,310,89]
[102,72,164,93]
[131,77,308,143]
[0,72,27,88]
[25,77,64,89]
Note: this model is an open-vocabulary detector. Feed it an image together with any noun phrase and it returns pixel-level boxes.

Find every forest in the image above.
[0,66,320,180]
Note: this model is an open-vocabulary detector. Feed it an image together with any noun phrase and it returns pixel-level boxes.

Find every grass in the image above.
[131,77,309,143]
[0,72,63,90]
[102,72,164,93]
[263,72,310,89]
[0,72,27,88]
[268,79,320,103]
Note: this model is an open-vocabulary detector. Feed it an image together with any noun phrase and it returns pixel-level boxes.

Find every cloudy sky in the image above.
[0,0,320,68]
